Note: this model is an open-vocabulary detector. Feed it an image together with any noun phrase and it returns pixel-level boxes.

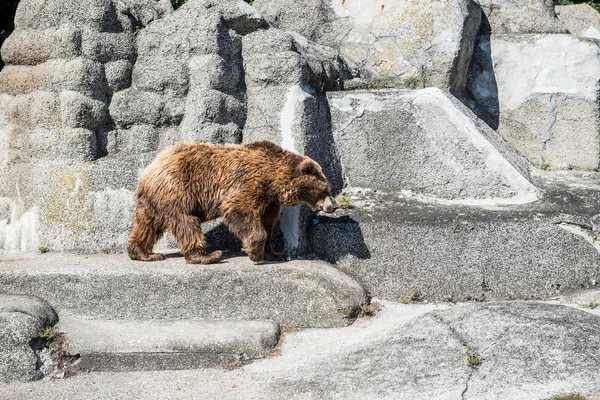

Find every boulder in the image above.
[254,0,482,91]
[556,4,600,40]
[0,294,58,382]
[327,88,536,202]
[488,34,600,170]
[478,0,566,34]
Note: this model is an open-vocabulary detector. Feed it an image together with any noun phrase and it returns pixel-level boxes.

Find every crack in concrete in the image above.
[430,313,478,399]
[541,94,557,155]
[462,368,474,400]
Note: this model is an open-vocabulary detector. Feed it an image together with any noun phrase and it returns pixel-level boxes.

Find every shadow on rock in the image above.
[460,13,500,130]
[307,215,371,263]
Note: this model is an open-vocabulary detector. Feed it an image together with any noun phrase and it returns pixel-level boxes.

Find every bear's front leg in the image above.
[223,210,268,264]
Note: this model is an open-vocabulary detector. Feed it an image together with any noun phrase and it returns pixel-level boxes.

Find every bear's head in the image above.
[285,158,338,214]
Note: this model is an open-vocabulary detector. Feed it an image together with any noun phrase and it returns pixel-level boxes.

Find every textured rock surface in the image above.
[0,295,58,382]
[466,33,600,170]
[478,0,566,34]
[556,4,600,40]
[308,176,600,301]
[0,254,366,328]
[2,301,600,399]
[0,0,353,254]
[62,317,280,371]
[255,0,482,91]
[328,88,536,202]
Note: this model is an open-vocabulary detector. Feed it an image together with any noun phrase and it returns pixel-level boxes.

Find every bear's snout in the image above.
[320,195,338,214]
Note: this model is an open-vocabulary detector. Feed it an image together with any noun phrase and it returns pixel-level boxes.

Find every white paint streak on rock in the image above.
[412,88,538,206]
[279,84,314,252]
[492,34,600,110]
[582,26,600,40]
[0,202,39,253]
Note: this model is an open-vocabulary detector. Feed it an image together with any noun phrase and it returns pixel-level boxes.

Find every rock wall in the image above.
[0,0,598,254]
[465,1,600,170]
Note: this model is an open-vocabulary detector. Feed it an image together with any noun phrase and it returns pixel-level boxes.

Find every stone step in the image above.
[60,317,279,372]
[308,178,600,302]
[0,254,366,328]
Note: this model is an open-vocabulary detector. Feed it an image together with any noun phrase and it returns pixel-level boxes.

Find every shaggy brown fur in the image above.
[128,141,338,264]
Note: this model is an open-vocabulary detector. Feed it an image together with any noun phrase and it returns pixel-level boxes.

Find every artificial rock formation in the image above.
[0,0,599,256]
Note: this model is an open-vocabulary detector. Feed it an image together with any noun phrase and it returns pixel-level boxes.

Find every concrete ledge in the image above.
[0,254,366,328]
[308,189,600,301]
[62,317,280,372]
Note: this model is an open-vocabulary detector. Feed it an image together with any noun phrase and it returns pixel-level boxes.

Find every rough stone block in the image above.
[328,88,536,202]
[81,30,135,64]
[0,58,106,100]
[115,0,173,28]
[255,0,482,91]
[109,88,163,127]
[478,0,567,34]
[132,57,188,97]
[136,4,238,58]
[62,317,279,371]
[244,51,310,87]
[60,90,108,130]
[556,4,600,40]
[108,124,161,154]
[0,295,58,382]
[14,0,121,31]
[104,60,132,95]
[308,191,600,302]
[0,254,366,328]
[180,89,245,134]
[0,25,81,66]
[179,121,241,145]
[28,128,98,161]
[7,91,61,129]
[188,54,242,91]
[489,34,600,170]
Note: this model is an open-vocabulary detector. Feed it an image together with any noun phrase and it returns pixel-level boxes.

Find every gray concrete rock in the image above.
[0,254,366,328]
[80,30,135,64]
[0,58,107,100]
[255,0,481,91]
[109,88,163,127]
[478,0,567,34]
[60,91,108,130]
[0,25,82,66]
[0,294,58,328]
[104,60,132,95]
[3,301,600,399]
[308,184,600,302]
[115,0,173,28]
[556,4,600,40]
[492,34,600,170]
[62,317,279,371]
[132,57,189,97]
[328,88,536,202]
[14,0,121,31]
[0,295,58,382]
[434,302,600,399]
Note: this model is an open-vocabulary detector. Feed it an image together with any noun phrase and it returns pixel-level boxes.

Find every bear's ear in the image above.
[295,159,318,177]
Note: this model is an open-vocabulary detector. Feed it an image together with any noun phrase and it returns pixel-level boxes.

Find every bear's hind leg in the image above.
[223,210,267,264]
[128,206,166,262]
[170,214,222,264]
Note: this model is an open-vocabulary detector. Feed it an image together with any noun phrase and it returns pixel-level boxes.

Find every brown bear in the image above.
[128,140,338,264]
